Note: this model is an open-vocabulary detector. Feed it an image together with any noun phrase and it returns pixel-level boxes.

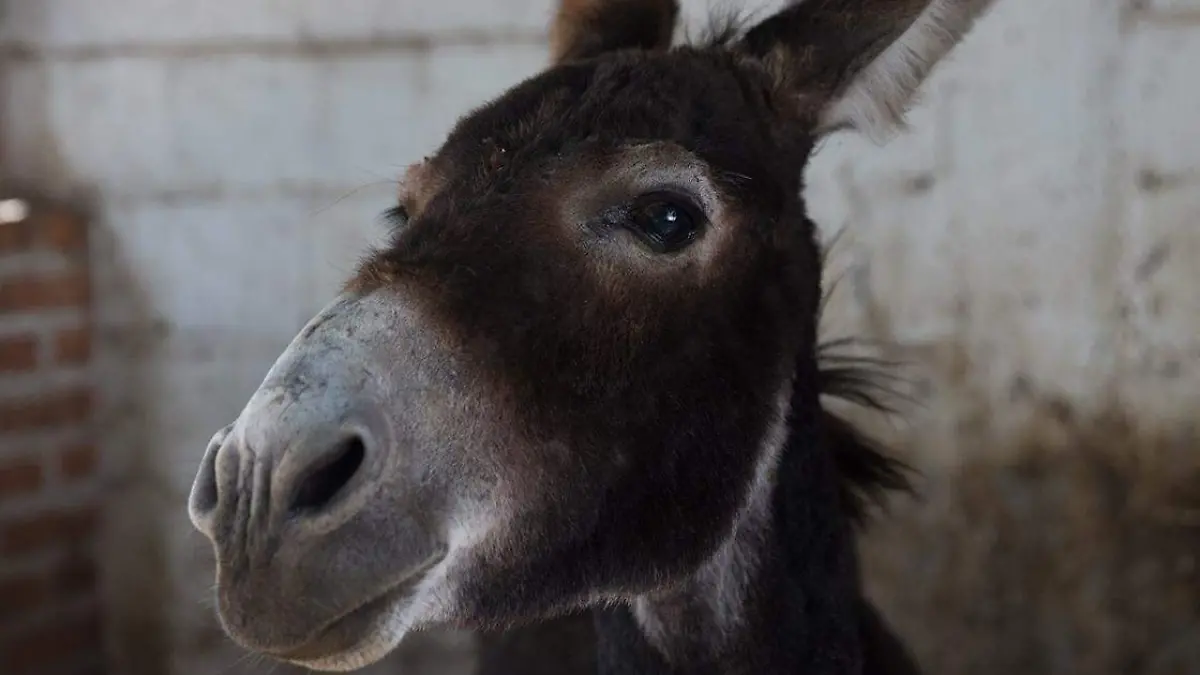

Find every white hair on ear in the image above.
[819,0,996,142]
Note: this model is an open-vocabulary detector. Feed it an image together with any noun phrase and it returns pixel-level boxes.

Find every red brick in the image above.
[1,506,98,556]
[0,457,43,498]
[60,444,98,480]
[0,220,34,253]
[0,559,96,627]
[51,553,97,597]
[0,210,86,255]
[0,388,91,433]
[0,271,90,313]
[37,211,87,253]
[2,609,102,674]
[54,327,91,365]
[0,334,39,372]
[0,572,48,624]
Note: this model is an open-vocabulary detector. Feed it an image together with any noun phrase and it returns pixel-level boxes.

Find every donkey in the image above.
[187,0,995,672]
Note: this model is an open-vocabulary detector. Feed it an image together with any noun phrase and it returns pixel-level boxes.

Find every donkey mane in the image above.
[816,227,913,527]
[819,370,912,526]
[476,341,921,675]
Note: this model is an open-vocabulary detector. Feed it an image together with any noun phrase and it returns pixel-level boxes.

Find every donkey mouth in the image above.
[270,552,445,667]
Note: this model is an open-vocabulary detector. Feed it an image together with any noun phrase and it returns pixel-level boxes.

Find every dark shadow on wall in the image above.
[477,613,596,675]
[87,206,173,675]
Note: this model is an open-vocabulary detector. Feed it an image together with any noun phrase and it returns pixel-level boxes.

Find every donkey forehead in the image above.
[411,140,726,213]
[367,141,750,302]
[413,51,782,193]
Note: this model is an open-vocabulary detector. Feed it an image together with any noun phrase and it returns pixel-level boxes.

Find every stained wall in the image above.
[806,1,1200,671]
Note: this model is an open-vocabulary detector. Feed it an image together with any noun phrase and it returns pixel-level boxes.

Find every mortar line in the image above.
[0,30,549,63]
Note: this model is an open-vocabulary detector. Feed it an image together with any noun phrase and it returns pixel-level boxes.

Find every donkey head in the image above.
[188,0,992,670]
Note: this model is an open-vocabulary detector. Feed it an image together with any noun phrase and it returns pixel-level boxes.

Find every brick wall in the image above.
[0,192,103,675]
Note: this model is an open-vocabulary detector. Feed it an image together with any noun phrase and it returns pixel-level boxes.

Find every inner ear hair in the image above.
[738,0,997,142]
[550,0,680,64]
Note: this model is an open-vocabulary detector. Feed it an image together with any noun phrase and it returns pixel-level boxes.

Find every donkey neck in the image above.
[595,393,866,675]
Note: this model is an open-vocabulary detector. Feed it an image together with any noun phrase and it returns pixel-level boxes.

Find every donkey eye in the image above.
[627,195,703,254]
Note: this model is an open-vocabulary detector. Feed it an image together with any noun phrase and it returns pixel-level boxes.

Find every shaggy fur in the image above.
[551,0,680,62]
[188,1,996,673]
[478,331,918,675]
[738,0,996,139]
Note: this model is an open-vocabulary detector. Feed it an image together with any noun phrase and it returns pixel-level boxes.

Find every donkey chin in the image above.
[261,558,447,672]
[189,290,598,671]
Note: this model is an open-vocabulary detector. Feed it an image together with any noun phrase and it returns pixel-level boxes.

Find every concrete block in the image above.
[114,196,313,333]
[306,184,395,308]
[421,42,550,119]
[942,0,1118,183]
[169,56,326,190]
[0,62,59,191]
[39,59,177,197]
[1112,19,1200,428]
[317,43,547,185]
[2,0,788,49]
[931,0,1123,405]
[4,59,178,197]
[826,183,961,340]
[0,0,298,49]
[0,0,789,48]
[1140,0,1200,13]
[1120,26,1200,179]
[295,0,553,37]
[315,54,429,188]
[1115,184,1200,427]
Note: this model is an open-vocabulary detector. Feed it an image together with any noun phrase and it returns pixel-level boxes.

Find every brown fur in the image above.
[188,1,996,673]
[398,160,445,220]
[550,0,680,63]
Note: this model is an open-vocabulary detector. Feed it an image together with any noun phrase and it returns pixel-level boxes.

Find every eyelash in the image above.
[383,204,411,230]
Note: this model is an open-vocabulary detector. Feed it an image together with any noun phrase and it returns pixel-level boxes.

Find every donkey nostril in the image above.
[190,439,222,519]
[289,434,366,514]
[194,451,220,514]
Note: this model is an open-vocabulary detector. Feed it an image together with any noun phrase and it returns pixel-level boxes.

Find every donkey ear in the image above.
[739,0,995,141]
[550,0,680,64]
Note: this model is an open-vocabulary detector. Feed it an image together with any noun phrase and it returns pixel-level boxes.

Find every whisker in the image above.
[308,180,397,218]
